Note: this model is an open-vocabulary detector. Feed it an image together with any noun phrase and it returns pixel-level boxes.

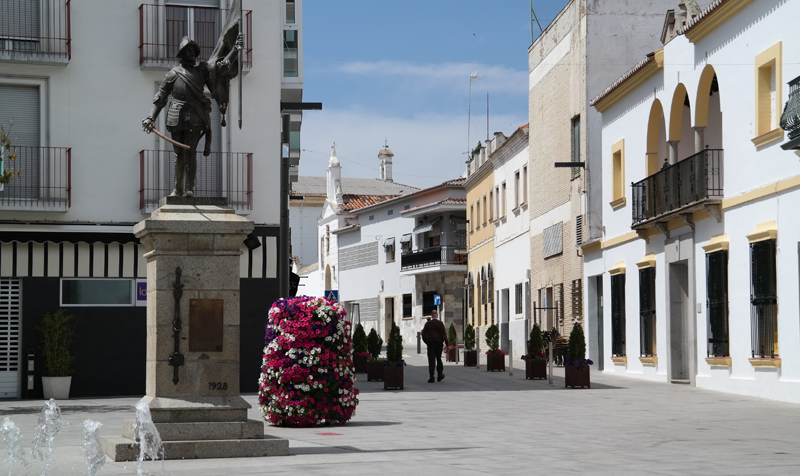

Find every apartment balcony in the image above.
[0,0,71,65]
[0,146,71,212]
[631,149,723,232]
[139,4,252,72]
[400,245,467,275]
[139,150,252,214]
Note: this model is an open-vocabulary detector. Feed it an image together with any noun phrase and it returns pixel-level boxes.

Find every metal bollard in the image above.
[417,332,421,354]
[509,340,513,376]
[476,338,481,369]
[548,341,553,385]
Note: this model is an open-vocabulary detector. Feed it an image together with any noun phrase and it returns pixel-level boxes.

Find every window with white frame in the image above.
[522,166,528,204]
[514,170,520,208]
[384,237,395,263]
[61,279,135,306]
[501,182,507,217]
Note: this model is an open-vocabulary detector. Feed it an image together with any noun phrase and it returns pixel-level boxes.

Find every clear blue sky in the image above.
[299,0,570,187]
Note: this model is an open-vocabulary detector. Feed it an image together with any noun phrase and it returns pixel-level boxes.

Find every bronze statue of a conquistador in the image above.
[142,11,243,198]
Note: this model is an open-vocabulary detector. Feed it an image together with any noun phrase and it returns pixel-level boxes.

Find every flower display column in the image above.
[259,296,360,426]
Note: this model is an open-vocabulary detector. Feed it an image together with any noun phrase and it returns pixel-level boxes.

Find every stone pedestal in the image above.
[101,201,288,461]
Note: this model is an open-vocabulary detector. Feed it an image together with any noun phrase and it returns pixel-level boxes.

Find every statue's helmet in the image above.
[176,37,201,59]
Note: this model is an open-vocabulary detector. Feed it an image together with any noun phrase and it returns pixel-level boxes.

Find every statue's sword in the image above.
[148,127,191,150]
[238,0,243,130]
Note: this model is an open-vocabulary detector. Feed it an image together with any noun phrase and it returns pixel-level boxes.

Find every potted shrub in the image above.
[384,323,404,390]
[463,324,477,367]
[445,323,457,362]
[484,324,505,371]
[522,323,547,380]
[366,328,384,382]
[564,323,593,389]
[352,323,369,374]
[38,310,75,400]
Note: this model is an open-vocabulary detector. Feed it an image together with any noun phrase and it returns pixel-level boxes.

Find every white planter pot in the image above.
[42,376,72,400]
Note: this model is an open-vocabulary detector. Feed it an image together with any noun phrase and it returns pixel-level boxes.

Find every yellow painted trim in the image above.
[610,197,626,210]
[751,128,784,148]
[646,100,664,176]
[611,138,626,202]
[705,357,732,367]
[669,83,689,141]
[694,65,717,128]
[721,173,800,210]
[604,231,639,250]
[609,261,626,276]
[754,42,783,141]
[702,234,730,254]
[637,253,656,269]
[594,50,664,113]
[611,356,627,364]
[581,240,602,255]
[749,358,781,368]
[747,220,777,243]
[684,0,755,44]
[639,356,658,365]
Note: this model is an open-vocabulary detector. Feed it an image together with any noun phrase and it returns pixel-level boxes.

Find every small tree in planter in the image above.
[445,323,457,362]
[484,324,505,371]
[463,324,477,367]
[384,323,404,390]
[38,310,76,399]
[522,323,546,380]
[352,323,369,374]
[366,328,384,382]
[564,323,592,389]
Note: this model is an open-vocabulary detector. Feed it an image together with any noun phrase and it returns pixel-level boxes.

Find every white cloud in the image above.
[298,108,524,189]
[334,60,528,97]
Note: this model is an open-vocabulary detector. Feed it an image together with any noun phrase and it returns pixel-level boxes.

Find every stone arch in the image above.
[695,65,717,128]
[646,99,667,176]
[669,83,690,142]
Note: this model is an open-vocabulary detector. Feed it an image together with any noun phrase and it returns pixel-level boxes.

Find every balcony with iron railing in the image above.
[0,146,71,211]
[0,0,71,65]
[400,245,467,273]
[631,148,723,230]
[139,4,252,71]
[139,150,252,213]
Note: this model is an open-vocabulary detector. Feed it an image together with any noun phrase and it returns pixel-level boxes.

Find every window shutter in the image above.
[575,215,583,246]
[0,0,40,39]
[166,0,220,7]
[543,222,563,258]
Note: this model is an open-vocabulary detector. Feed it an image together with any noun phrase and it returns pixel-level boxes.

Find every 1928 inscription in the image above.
[208,382,228,390]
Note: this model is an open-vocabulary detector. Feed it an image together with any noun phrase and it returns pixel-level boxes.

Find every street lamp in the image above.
[279,101,322,298]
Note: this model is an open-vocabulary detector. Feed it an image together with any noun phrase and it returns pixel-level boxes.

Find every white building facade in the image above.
[585,0,800,403]
[0,0,303,398]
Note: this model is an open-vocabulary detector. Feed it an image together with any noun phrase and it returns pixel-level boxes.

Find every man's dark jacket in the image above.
[421,318,447,344]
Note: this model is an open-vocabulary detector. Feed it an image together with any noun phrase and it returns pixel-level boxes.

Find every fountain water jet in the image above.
[133,401,164,476]
[31,399,63,476]
[82,420,105,476]
[1,417,27,476]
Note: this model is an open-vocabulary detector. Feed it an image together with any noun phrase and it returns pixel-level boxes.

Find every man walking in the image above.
[421,310,447,383]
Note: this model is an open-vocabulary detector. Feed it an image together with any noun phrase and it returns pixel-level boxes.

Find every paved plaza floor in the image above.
[1,352,799,475]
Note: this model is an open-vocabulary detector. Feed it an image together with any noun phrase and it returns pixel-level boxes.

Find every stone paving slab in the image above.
[0,352,799,475]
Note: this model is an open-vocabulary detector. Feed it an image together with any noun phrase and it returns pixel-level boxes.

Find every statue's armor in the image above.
[153,64,213,135]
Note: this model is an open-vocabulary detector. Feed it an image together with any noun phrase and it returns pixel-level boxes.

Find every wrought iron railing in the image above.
[750,239,777,359]
[0,146,71,211]
[631,149,723,226]
[400,245,466,270]
[0,0,71,64]
[639,268,656,357]
[611,274,626,357]
[706,250,729,358]
[139,150,252,212]
[138,4,252,70]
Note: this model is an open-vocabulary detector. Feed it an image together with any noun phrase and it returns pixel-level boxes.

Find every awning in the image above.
[413,217,441,234]
[383,237,395,248]
[399,234,412,243]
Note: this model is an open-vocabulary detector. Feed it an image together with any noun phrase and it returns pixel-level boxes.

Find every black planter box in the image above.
[367,360,384,382]
[486,352,505,372]
[353,354,368,374]
[464,350,477,367]
[384,364,404,390]
[446,347,457,362]
[565,366,591,388]
[525,359,547,380]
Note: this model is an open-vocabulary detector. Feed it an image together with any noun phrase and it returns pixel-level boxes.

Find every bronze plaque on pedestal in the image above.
[189,299,224,352]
